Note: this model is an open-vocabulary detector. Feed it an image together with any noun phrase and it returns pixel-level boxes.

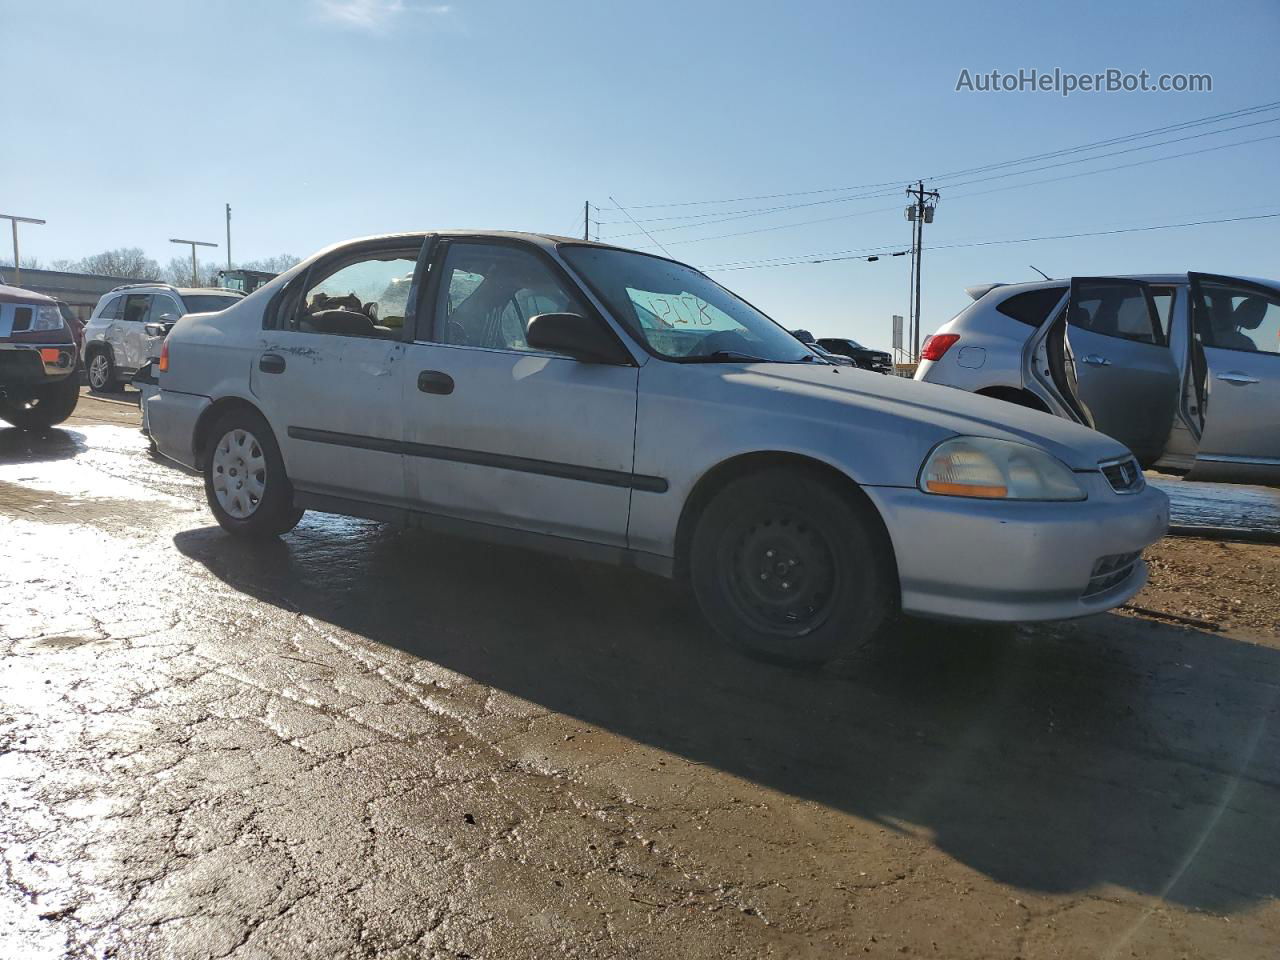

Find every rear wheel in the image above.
[203,409,303,537]
[689,467,893,664]
[0,376,80,430]
[86,350,117,392]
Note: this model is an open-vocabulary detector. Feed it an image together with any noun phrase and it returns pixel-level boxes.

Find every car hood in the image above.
[728,362,1131,471]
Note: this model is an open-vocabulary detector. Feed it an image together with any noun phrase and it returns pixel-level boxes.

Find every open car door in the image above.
[1028,277,1179,467]
[1185,272,1280,484]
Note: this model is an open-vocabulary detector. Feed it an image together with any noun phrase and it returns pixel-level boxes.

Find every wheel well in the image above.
[672,452,897,586]
[976,385,1049,413]
[193,397,265,469]
[84,342,110,360]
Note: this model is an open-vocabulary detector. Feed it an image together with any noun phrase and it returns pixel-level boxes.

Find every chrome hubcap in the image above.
[89,355,109,387]
[211,428,266,519]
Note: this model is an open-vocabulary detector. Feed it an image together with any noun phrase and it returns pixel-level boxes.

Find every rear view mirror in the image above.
[526,313,631,364]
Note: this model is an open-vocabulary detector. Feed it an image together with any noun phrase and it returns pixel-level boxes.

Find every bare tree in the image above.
[78,248,161,280]
[163,257,222,287]
[237,254,302,273]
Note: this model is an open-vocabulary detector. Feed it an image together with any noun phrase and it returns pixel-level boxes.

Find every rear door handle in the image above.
[259,353,286,374]
[1081,354,1111,367]
[417,370,454,395]
[1217,371,1259,385]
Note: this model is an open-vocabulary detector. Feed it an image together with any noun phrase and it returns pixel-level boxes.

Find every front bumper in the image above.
[0,342,78,388]
[864,478,1169,622]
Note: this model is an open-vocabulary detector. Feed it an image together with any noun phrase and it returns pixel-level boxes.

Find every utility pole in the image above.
[1,214,46,286]
[225,204,232,271]
[583,201,590,241]
[904,181,939,363]
[170,238,218,287]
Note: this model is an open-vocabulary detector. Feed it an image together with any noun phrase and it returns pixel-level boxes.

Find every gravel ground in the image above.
[0,391,1277,959]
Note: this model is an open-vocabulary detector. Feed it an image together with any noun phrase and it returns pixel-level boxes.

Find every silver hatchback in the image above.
[916,273,1280,485]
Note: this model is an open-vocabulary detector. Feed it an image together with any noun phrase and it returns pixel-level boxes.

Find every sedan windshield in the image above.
[181,295,241,313]
[560,245,816,363]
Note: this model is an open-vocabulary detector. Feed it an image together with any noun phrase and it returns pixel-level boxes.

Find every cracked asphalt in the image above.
[2,391,1279,959]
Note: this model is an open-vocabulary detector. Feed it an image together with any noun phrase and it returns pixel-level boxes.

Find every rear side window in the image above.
[97,296,124,320]
[995,287,1067,326]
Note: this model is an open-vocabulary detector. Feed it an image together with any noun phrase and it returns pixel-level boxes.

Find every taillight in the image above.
[920,333,959,361]
[158,338,170,373]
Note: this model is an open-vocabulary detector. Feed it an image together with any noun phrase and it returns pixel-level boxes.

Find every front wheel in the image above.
[0,376,80,430]
[689,467,894,664]
[203,409,304,537]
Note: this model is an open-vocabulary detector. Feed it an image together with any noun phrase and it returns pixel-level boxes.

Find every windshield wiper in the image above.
[684,350,772,363]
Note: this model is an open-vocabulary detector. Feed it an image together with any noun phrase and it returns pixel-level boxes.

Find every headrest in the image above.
[1233,296,1268,331]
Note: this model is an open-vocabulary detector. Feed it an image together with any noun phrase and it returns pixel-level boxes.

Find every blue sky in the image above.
[3,0,1278,349]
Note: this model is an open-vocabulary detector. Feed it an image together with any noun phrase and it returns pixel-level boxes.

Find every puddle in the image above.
[1148,475,1280,534]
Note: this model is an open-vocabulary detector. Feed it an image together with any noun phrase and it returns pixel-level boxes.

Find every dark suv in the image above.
[816,337,893,374]
[0,283,80,429]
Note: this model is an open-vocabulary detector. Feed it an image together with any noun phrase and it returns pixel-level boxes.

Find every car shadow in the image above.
[0,426,86,464]
[174,517,1280,915]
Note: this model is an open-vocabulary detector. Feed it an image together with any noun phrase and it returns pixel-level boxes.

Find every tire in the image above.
[689,467,894,665]
[202,409,304,537]
[0,376,80,430]
[86,349,117,393]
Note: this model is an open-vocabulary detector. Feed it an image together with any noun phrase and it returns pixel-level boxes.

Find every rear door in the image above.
[118,294,152,373]
[1186,273,1280,482]
[247,236,424,505]
[1031,277,1179,466]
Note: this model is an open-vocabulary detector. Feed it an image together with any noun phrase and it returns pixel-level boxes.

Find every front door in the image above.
[1186,273,1280,483]
[1031,277,1179,466]
[248,237,424,505]
[400,239,639,545]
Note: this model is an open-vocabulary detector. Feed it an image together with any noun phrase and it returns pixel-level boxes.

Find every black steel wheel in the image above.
[690,466,893,664]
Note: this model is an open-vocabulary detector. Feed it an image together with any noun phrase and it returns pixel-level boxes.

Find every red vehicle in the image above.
[0,283,80,429]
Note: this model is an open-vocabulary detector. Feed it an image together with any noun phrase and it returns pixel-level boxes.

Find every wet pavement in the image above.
[1148,475,1280,537]
[1,392,1279,959]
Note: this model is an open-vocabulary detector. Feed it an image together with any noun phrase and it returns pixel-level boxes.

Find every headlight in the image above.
[33,305,66,332]
[919,437,1086,501]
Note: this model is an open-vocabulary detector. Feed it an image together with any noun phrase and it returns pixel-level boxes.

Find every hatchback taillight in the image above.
[158,338,170,373]
[920,334,959,361]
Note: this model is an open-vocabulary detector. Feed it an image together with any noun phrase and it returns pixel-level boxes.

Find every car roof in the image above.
[0,283,56,305]
[968,272,1280,301]
[314,230,696,269]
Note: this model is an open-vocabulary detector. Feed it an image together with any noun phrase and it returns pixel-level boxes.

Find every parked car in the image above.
[816,337,893,374]
[148,232,1168,664]
[915,274,1280,484]
[0,283,80,429]
[790,329,855,366]
[82,283,243,392]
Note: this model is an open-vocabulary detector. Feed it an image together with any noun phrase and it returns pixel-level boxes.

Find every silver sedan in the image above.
[148,232,1168,664]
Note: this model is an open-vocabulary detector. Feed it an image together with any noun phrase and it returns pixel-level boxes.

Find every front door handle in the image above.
[418,370,455,395]
[259,353,286,374]
[1217,371,1259,385]
[1081,354,1111,367]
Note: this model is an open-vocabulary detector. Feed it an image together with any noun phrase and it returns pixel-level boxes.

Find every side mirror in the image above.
[526,313,631,364]
[144,322,166,337]
[158,313,179,323]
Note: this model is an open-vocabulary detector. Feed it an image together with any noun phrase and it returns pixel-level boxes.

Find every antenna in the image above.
[1029,264,1052,281]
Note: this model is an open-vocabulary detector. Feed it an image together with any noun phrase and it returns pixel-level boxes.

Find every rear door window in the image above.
[1069,283,1163,345]
[122,294,151,324]
[1149,287,1176,341]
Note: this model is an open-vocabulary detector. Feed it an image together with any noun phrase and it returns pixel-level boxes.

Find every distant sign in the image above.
[892,314,903,351]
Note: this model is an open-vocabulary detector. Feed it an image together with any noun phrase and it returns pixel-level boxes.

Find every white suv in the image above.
[82,283,242,392]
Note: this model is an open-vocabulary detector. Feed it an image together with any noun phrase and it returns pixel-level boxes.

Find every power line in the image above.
[611,132,1280,249]
[608,196,675,257]
[598,115,1280,242]
[704,211,1280,272]
[605,98,1280,212]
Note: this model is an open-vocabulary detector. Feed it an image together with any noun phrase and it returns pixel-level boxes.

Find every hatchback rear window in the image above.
[995,287,1067,326]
